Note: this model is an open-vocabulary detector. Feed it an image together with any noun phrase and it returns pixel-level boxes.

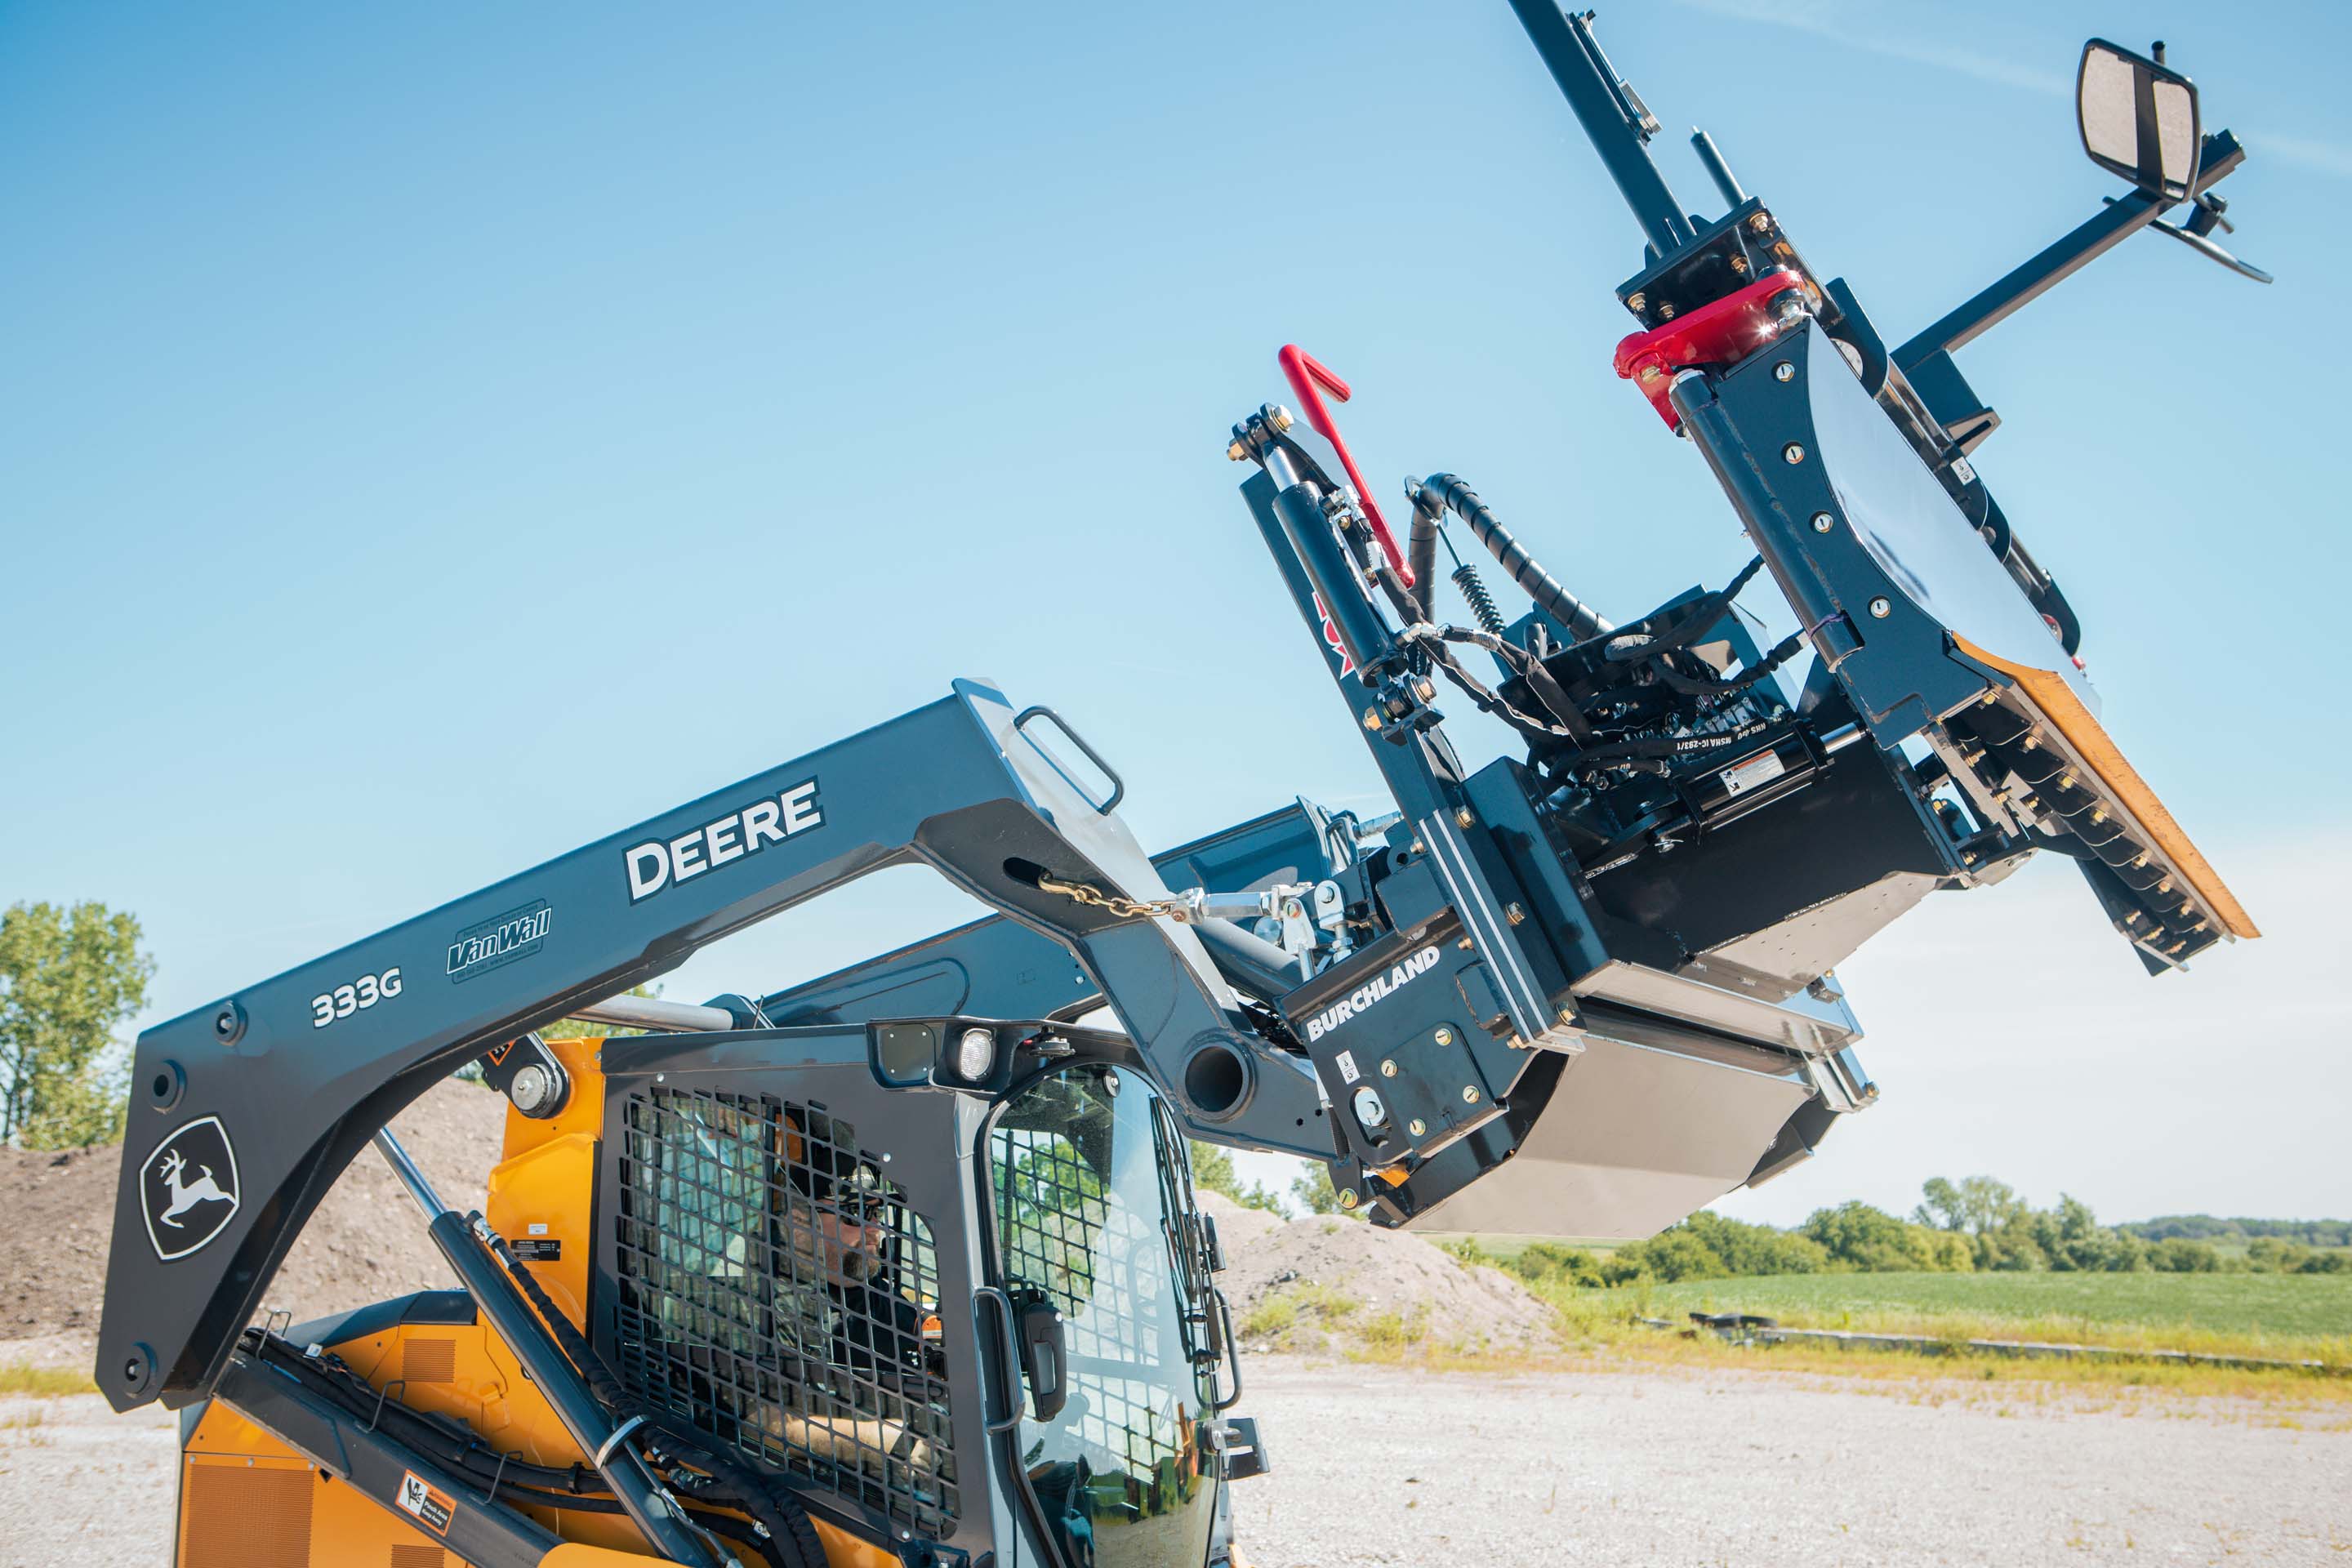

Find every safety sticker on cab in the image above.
[398,1471,455,1535]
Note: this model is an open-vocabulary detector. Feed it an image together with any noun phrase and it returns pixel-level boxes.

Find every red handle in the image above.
[1277,344,1412,586]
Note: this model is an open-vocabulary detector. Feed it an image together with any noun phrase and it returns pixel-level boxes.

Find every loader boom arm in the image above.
[97,679,1326,1412]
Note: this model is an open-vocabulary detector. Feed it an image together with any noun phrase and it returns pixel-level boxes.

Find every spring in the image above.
[1453,562,1507,635]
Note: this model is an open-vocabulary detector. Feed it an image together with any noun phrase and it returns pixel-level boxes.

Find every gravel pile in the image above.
[2,1105,1552,1373]
[0,1079,506,1365]
[1197,1191,1558,1355]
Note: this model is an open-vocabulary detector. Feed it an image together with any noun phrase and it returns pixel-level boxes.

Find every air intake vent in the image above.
[612,1089,957,1539]
[402,1337,457,1384]
[182,1462,311,1568]
[390,1546,449,1568]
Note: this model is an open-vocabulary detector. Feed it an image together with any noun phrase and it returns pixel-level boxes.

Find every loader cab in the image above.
[570,1018,1238,1568]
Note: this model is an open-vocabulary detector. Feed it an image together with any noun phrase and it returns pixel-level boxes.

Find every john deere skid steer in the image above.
[97,9,2265,1566]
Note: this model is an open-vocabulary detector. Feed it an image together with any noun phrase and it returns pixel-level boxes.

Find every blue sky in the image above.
[5,1,2345,1225]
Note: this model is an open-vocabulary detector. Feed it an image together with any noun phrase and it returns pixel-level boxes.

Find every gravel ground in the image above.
[1228,1359,2352,1566]
[0,1393,176,1568]
[5,1359,2346,1566]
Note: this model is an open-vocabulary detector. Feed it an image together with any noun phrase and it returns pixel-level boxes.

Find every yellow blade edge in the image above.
[1953,635,2259,941]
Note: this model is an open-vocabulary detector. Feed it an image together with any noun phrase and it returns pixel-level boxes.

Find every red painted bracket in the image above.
[1612,270,1818,429]
[1278,344,1411,585]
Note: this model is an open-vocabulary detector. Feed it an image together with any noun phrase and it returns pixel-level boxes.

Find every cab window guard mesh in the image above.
[612,1088,957,1538]
[991,1068,1207,1505]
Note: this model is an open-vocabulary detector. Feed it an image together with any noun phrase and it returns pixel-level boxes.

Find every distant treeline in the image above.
[1454,1178,2352,1290]
[2118,1215,2352,1247]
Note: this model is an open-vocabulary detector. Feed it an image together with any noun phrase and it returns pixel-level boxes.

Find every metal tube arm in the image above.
[98,679,1325,1413]
[1505,0,1692,258]
[1897,132,2244,367]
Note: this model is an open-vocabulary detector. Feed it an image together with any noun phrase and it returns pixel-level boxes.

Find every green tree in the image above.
[1504,1241,1606,1289]
[1915,1174,2025,1236]
[1188,1141,1285,1213]
[2149,1237,2221,1272]
[0,901,155,1148]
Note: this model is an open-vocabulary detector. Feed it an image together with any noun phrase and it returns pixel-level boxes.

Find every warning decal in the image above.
[397,1470,455,1535]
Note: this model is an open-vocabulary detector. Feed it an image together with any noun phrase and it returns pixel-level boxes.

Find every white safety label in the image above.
[1719,749,1788,798]
[1334,1050,1361,1085]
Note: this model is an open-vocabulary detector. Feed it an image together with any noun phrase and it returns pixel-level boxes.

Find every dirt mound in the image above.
[1217,1211,1558,1356]
[1193,1187,1284,1250]
[0,1079,506,1365]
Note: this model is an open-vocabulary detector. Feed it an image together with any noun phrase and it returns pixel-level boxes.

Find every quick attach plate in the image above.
[1278,908,1539,1169]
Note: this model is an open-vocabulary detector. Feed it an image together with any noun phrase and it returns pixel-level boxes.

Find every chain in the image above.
[1035,874,1186,922]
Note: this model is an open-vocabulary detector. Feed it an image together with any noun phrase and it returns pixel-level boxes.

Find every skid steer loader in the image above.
[96,8,2266,1566]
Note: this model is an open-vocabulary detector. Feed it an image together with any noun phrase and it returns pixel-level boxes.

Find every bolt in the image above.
[509,1063,555,1115]
[1557,1007,1575,1025]
[1380,1058,1398,1078]
[1414,677,1437,702]
[1408,1119,1428,1137]
[1339,1187,1359,1209]
[1730,253,1749,274]
[1749,212,1772,234]
[1811,512,1833,533]
[1433,1027,1454,1046]
[1226,439,1248,462]
[1268,404,1294,433]
[1505,902,1526,926]
[1869,597,1891,618]
[1363,706,1383,732]
[1454,807,1475,829]
[1783,443,1806,465]
[1627,292,1646,314]
[1462,1085,1481,1105]
[1658,301,1677,320]
[1774,361,1794,382]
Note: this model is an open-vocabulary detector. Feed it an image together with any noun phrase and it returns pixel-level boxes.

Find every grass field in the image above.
[1571,1270,2352,1367]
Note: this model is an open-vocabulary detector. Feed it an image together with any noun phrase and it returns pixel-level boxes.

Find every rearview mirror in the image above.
[2078,39,2201,200]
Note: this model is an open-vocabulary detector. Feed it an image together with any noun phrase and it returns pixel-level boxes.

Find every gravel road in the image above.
[5,1358,2346,1566]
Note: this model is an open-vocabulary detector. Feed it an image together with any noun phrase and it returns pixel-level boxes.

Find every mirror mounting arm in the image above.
[1895,130,2245,372]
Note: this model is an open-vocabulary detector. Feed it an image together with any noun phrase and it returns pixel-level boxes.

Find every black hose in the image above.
[1406,492,1441,613]
[1414,474,1610,642]
[250,1308,819,1568]
[480,1223,828,1568]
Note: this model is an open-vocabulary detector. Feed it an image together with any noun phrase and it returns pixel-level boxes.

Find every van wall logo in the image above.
[140,1116,241,1262]
[1303,945,1441,1042]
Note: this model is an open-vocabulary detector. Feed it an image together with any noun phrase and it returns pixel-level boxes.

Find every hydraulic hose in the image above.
[1405,499,1441,618]
[1412,474,1611,642]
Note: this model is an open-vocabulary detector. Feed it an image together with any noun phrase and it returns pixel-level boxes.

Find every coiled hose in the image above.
[1410,474,1611,642]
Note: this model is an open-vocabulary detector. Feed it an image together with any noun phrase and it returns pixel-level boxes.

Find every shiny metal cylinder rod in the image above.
[566,992,735,1033]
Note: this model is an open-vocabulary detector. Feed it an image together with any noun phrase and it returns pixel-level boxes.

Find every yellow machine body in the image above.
[168,1036,895,1568]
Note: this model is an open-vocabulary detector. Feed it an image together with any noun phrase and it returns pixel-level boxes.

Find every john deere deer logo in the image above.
[139,1116,241,1261]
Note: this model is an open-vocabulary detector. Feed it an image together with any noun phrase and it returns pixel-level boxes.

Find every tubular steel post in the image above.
[1506,0,1692,257]
[1690,127,1746,207]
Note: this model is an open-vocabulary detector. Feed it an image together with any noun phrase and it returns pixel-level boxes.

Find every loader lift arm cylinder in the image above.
[373,1132,727,1566]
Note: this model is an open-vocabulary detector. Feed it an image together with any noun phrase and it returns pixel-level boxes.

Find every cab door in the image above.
[983,1063,1226,1568]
